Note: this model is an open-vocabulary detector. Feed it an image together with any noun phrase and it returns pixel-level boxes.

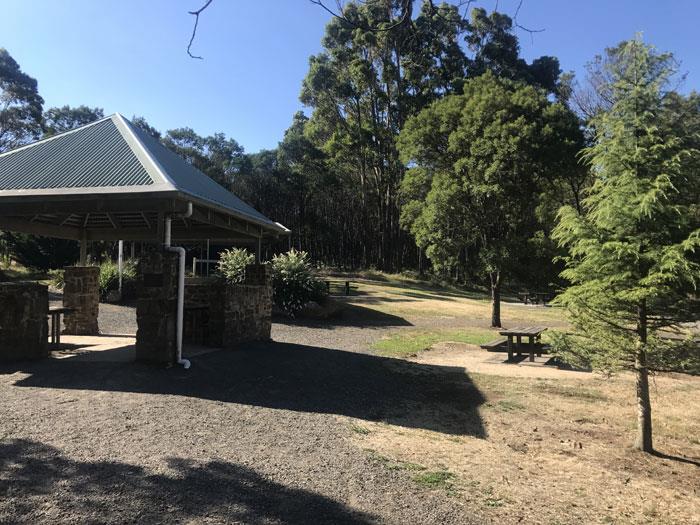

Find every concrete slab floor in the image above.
[49,335,224,363]
[50,335,135,362]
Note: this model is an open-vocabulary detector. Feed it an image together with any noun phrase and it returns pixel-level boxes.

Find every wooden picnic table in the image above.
[498,325,548,362]
[324,280,353,296]
[517,291,552,305]
[48,307,74,348]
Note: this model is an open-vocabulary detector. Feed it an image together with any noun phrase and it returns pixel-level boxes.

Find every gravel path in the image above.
[1,299,481,524]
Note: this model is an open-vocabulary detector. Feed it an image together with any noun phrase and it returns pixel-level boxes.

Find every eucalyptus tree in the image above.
[0,48,43,152]
[131,115,162,139]
[300,1,570,271]
[553,39,700,452]
[398,72,581,326]
[466,7,561,95]
[162,128,249,189]
[301,1,470,270]
[275,112,334,255]
[43,105,104,136]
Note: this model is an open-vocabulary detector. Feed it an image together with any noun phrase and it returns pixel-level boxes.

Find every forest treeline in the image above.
[1,2,698,295]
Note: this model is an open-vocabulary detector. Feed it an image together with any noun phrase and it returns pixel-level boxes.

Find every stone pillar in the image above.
[135,251,178,365]
[0,282,48,361]
[63,266,99,335]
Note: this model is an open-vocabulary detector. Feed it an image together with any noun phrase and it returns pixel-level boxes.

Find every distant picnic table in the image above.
[481,325,549,362]
[517,291,552,305]
[324,280,356,296]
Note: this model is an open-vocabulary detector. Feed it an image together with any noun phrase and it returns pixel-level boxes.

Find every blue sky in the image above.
[2,1,698,152]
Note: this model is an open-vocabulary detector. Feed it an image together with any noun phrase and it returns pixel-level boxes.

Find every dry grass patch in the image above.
[348,368,700,524]
[346,279,568,326]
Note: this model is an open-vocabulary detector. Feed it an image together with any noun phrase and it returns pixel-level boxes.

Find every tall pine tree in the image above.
[553,38,700,452]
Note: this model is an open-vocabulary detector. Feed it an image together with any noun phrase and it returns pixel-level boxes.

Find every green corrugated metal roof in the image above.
[0,117,153,189]
[0,113,286,233]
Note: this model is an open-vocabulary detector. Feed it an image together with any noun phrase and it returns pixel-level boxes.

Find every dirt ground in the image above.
[2,279,698,524]
[359,343,700,524]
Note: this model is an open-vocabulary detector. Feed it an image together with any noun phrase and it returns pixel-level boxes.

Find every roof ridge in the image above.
[111,114,177,189]
[0,114,115,159]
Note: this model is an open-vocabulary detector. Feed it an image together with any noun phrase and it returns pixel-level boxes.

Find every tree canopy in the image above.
[0,48,43,152]
[43,105,104,136]
[162,127,248,189]
[298,1,565,271]
[398,72,582,326]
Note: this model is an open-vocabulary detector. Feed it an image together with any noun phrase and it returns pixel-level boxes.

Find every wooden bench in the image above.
[480,338,507,351]
[324,280,355,296]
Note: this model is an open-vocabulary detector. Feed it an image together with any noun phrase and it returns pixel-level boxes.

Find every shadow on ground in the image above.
[0,439,375,524]
[274,302,413,328]
[6,341,485,437]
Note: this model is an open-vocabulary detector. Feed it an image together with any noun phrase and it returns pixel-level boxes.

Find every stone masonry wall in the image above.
[63,266,99,335]
[222,264,272,347]
[184,277,225,347]
[0,282,48,361]
[135,251,178,365]
[183,264,272,348]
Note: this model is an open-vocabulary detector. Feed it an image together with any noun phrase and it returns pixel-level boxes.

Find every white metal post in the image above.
[206,239,210,276]
[118,240,124,294]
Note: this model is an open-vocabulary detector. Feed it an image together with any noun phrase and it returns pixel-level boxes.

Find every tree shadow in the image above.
[0,439,376,524]
[274,303,413,328]
[7,341,486,437]
[651,450,700,467]
[350,279,490,301]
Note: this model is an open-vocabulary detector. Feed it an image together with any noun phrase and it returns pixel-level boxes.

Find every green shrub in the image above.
[218,248,255,283]
[271,249,327,315]
[98,259,137,301]
[48,269,65,289]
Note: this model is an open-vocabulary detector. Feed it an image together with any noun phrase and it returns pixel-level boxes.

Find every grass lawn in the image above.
[372,328,495,357]
[0,264,48,283]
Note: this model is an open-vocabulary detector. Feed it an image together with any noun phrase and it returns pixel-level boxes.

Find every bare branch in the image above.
[187,0,214,60]
[512,0,544,40]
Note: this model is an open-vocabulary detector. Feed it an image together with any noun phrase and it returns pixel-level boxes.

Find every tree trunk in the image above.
[490,271,501,328]
[634,300,653,452]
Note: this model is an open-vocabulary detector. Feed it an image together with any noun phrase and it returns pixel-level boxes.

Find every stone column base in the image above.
[0,282,48,361]
[135,251,178,365]
[63,266,99,335]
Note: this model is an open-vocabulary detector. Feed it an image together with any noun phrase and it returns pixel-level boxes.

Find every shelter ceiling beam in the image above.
[0,217,81,240]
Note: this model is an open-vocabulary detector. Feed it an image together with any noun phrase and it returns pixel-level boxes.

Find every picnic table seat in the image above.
[480,338,507,351]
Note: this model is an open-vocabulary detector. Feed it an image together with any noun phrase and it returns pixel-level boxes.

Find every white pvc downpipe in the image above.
[164,202,193,369]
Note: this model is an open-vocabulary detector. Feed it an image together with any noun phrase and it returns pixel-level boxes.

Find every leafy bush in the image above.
[98,259,137,300]
[48,269,65,289]
[271,249,327,315]
[218,248,255,283]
